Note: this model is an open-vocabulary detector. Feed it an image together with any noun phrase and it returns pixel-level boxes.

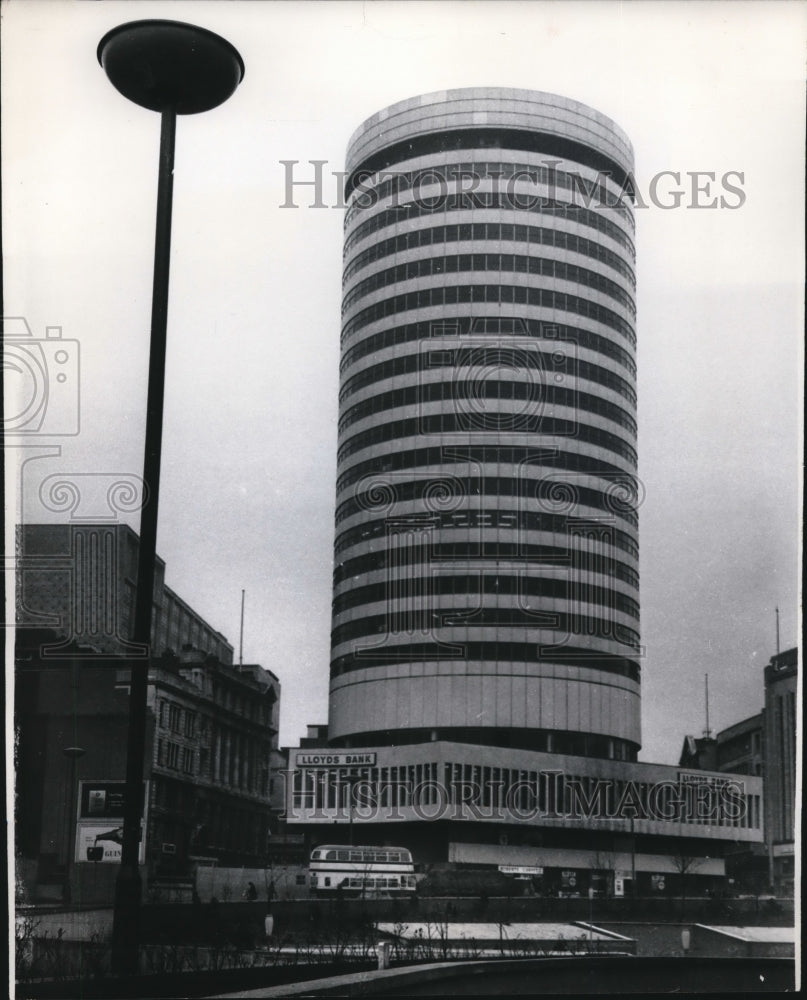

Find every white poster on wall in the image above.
[76,824,144,864]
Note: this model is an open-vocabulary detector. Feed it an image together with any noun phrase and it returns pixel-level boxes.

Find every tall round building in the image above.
[330,89,640,761]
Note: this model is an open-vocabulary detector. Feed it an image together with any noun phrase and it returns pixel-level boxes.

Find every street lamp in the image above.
[62,746,86,904]
[97,19,244,975]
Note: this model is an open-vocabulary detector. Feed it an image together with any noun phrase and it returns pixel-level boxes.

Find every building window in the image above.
[168,704,181,733]
[182,749,195,775]
[184,712,196,738]
[165,742,180,770]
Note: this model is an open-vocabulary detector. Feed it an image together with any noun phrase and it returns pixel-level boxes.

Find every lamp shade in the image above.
[98,20,244,114]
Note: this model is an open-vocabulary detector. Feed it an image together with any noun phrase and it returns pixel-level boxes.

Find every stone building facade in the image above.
[15,523,280,904]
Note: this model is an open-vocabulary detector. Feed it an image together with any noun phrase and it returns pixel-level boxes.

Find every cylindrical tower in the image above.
[329,89,640,760]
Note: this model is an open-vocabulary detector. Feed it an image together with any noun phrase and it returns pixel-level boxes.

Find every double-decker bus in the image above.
[309,844,417,896]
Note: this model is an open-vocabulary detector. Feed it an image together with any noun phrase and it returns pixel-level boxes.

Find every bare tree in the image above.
[668,850,705,908]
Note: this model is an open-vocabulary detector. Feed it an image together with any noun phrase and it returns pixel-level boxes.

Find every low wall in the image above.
[692,925,795,958]
[196,866,309,903]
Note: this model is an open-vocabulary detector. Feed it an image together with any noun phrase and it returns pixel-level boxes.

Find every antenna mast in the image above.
[775,606,780,655]
[704,673,712,739]
[239,589,245,667]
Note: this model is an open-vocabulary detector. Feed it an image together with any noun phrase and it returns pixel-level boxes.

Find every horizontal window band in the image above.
[343,252,635,317]
[345,156,634,231]
[344,218,636,288]
[334,540,639,590]
[339,379,636,437]
[327,726,639,761]
[337,411,637,468]
[334,507,639,561]
[330,639,641,682]
[336,473,639,529]
[331,608,640,654]
[345,190,635,260]
[342,282,636,347]
[336,444,636,498]
[341,336,636,408]
[332,572,640,620]
[345,128,632,201]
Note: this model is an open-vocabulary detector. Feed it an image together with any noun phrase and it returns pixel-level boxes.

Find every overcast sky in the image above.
[4,0,803,762]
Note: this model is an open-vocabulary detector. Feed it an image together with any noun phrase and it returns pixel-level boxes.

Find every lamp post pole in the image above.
[110,102,175,974]
[97,20,244,976]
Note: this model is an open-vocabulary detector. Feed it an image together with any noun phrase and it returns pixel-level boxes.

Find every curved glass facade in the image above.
[329,89,640,760]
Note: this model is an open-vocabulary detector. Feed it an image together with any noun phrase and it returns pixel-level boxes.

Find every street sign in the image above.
[498,865,544,875]
[295,751,377,767]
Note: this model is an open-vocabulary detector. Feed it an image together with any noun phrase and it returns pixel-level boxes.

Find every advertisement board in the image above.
[76,824,145,864]
[75,780,148,864]
[79,780,146,818]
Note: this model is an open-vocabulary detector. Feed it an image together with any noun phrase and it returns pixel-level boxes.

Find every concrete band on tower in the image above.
[329,88,640,761]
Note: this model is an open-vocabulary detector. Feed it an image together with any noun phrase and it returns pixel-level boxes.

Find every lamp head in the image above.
[98,20,244,114]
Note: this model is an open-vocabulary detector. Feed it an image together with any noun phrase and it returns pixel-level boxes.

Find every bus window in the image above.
[325,850,337,860]
[337,850,349,861]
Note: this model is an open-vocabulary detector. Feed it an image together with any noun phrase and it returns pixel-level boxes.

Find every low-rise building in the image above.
[678,647,798,893]
[283,739,763,898]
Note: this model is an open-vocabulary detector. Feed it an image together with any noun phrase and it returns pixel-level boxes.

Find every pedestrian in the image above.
[244,881,258,901]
